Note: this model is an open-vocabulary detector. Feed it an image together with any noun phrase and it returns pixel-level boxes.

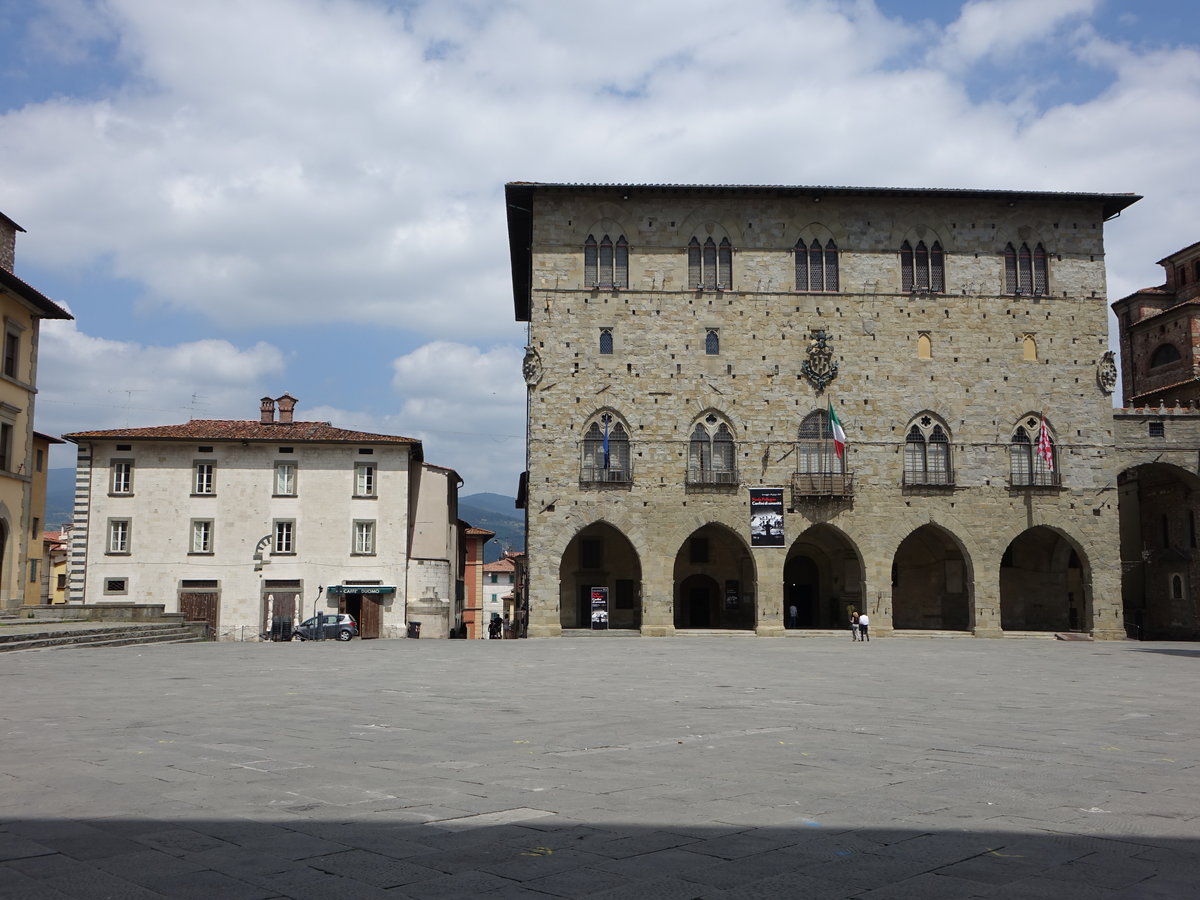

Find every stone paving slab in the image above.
[0,636,1197,898]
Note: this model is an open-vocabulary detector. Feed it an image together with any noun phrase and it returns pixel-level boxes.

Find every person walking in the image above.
[857,611,870,642]
[849,609,859,641]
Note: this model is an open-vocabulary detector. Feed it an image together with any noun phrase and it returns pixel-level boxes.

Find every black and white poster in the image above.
[590,586,609,629]
[750,487,785,548]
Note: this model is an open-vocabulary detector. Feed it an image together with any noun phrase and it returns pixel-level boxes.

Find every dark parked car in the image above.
[293,613,358,641]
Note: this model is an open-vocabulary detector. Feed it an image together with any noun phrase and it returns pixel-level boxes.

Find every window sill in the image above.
[190,493,217,498]
[187,551,214,557]
[108,492,134,498]
[272,493,298,498]
[272,551,297,557]
[350,552,377,557]
[105,551,131,557]
[352,494,378,500]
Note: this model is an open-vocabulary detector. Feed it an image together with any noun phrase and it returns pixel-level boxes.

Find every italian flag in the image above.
[828,400,847,459]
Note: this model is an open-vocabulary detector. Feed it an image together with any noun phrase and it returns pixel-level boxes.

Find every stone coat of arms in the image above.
[802,330,839,392]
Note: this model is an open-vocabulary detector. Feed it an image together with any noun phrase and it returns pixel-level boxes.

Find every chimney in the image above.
[276,393,297,424]
[259,396,276,425]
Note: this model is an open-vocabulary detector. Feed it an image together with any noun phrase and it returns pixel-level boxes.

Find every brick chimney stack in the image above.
[260,396,276,425]
[276,393,297,424]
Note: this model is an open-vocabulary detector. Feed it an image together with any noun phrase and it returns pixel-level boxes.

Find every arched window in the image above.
[705,328,720,355]
[917,333,932,359]
[904,417,952,485]
[901,240,944,292]
[1172,574,1184,600]
[581,416,630,483]
[1023,334,1037,361]
[1010,416,1058,487]
[584,233,629,289]
[689,234,732,289]
[1005,242,1049,295]
[1151,343,1182,367]
[599,328,613,355]
[794,238,839,291]
[796,410,843,475]
[687,415,737,485]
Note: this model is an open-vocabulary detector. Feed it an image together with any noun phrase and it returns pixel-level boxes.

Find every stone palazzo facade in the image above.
[505,183,1140,639]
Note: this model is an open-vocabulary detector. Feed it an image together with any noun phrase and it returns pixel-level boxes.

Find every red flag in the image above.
[1036,417,1054,471]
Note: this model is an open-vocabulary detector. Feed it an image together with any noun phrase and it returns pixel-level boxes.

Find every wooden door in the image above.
[179,591,218,637]
[359,595,382,639]
[263,591,298,640]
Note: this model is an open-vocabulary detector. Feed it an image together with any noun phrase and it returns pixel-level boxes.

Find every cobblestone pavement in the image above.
[1,636,1196,899]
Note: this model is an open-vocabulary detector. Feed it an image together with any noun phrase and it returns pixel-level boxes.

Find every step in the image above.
[0,624,206,653]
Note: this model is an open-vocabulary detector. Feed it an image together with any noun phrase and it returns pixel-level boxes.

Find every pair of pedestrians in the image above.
[849,609,870,641]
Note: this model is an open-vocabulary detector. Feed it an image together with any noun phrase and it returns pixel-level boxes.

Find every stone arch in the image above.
[558,520,643,631]
[891,523,973,631]
[999,525,1091,633]
[1117,461,1200,640]
[674,211,744,247]
[784,523,865,629]
[673,522,756,630]
[569,202,634,244]
[786,220,840,247]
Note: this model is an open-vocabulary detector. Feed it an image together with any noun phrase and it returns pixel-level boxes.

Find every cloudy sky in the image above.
[0,0,1196,495]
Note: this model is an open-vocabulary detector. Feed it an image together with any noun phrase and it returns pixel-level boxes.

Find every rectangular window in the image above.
[31,516,39,539]
[104,577,128,595]
[4,329,19,378]
[35,448,43,472]
[353,520,375,555]
[56,573,66,591]
[273,520,294,554]
[111,461,133,494]
[274,462,297,496]
[108,519,130,554]
[28,558,38,583]
[191,520,213,554]
[194,462,215,495]
[490,573,498,583]
[0,422,12,471]
[354,463,376,497]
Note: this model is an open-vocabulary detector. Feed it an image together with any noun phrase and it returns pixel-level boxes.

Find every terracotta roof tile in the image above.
[64,419,420,444]
[484,558,516,572]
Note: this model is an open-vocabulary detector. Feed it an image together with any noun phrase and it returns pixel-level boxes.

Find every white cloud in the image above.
[936,0,1098,69]
[37,318,286,444]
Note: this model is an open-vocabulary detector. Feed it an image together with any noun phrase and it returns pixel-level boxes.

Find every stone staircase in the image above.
[0,621,208,653]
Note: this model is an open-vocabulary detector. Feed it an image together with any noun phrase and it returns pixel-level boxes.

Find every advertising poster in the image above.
[590,586,609,630]
[749,487,785,548]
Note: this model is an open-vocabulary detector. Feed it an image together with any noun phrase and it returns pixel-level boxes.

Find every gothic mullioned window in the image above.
[581,415,631,483]
[1150,343,1182,367]
[688,236,732,289]
[1004,243,1049,295]
[795,239,839,292]
[687,414,736,485]
[584,234,629,288]
[903,416,952,486]
[901,240,944,292]
[1010,416,1059,487]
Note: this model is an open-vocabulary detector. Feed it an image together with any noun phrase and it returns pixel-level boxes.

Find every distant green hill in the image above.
[460,493,523,563]
[46,468,76,530]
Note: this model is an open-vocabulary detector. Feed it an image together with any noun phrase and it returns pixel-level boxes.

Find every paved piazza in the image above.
[1,636,1197,899]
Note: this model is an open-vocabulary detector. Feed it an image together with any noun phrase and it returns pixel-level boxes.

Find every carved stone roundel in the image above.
[522,346,543,387]
[1097,351,1117,395]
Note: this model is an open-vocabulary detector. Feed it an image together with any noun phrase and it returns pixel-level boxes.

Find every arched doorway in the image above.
[785,525,864,630]
[1117,462,1200,639]
[892,524,971,630]
[559,523,642,630]
[673,524,755,629]
[1000,526,1089,632]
